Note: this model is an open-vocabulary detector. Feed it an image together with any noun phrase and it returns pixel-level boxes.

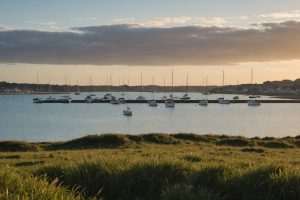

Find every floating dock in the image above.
[34,99,300,103]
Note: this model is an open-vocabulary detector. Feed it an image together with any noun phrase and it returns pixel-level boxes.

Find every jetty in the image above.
[34,99,300,103]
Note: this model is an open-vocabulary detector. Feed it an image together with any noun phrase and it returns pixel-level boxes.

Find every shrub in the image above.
[173,134,213,143]
[141,133,179,144]
[216,138,254,147]
[262,141,294,148]
[49,134,131,149]
[240,147,265,153]
[0,141,38,152]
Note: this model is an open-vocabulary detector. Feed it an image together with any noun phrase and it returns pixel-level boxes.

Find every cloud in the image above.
[259,10,300,19]
[1,21,300,66]
[114,17,227,27]
[0,25,9,31]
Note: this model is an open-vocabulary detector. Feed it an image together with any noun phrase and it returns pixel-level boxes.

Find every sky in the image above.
[1,0,300,86]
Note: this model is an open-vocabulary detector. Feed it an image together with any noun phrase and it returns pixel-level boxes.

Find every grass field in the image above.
[0,133,300,200]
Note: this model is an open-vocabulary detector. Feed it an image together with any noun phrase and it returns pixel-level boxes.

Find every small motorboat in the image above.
[110,97,119,105]
[165,99,175,107]
[248,100,261,106]
[33,98,43,103]
[199,99,208,106]
[136,96,146,100]
[118,97,126,104]
[219,99,231,104]
[123,107,132,116]
[249,95,261,99]
[148,100,158,107]
[181,93,191,101]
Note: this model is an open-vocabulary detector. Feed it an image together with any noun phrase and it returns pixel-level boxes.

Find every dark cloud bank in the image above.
[0,21,300,66]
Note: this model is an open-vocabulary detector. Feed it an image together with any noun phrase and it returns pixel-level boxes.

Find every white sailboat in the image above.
[46,80,56,101]
[75,80,80,95]
[123,106,132,116]
[136,73,146,100]
[119,79,126,104]
[162,77,167,99]
[123,80,132,116]
[33,73,43,103]
[199,76,208,106]
[248,68,261,106]
[219,71,231,104]
[148,76,158,107]
[165,69,175,108]
[181,75,191,101]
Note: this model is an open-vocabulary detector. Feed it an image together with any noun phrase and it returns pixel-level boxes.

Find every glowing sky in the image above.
[1,0,300,85]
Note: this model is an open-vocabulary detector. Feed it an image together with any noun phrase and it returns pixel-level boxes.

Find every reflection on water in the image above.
[0,92,299,142]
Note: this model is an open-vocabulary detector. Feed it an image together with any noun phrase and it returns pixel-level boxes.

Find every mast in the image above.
[222,70,225,99]
[152,75,155,100]
[127,78,130,99]
[110,75,112,92]
[49,80,52,96]
[251,68,253,85]
[171,68,174,98]
[163,77,166,97]
[76,80,80,93]
[106,76,109,94]
[89,77,92,96]
[36,73,40,93]
[202,77,205,94]
[64,75,69,95]
[118,78,120,98]
[205,76,208,100]
[186,74,189,94]
[140,72,143,97]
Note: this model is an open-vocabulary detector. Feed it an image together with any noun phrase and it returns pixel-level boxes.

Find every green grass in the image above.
[0,133,300,199]
[0,168,83,199]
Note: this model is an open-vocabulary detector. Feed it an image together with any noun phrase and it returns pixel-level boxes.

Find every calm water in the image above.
[0,92,299,142]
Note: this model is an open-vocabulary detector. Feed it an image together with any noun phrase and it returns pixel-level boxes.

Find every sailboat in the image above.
[165,69,175,107]
[118,79,126,104]
[199,76,208,106]
[110,78,120,104]
[75,80,80,95]
[181,75,191,101]
[33,73,43,103]
[85,77,95,103]
[162,77,167,99]
[218,71,231,104]
[233,78,239,100]
[123,79,132,116]
[103,76,113,100]
[136,73,146,100]
[148,76,158,107]
[123,106,132,116]
[58,75,72,103]
[46,80,56,101]
[248,68,261,106]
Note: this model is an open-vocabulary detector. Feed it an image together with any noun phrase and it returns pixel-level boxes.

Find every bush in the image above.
[173,134,213,143]
[216,138,254,147]
[141,133,179,144]
[0,141,38,152]
[49,134,132,149]
[240,147,265,153]
[262,141,294,148]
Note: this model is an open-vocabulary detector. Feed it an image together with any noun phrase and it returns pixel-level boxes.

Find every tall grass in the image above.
[34,159,300,200]
[0,168,83,200]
